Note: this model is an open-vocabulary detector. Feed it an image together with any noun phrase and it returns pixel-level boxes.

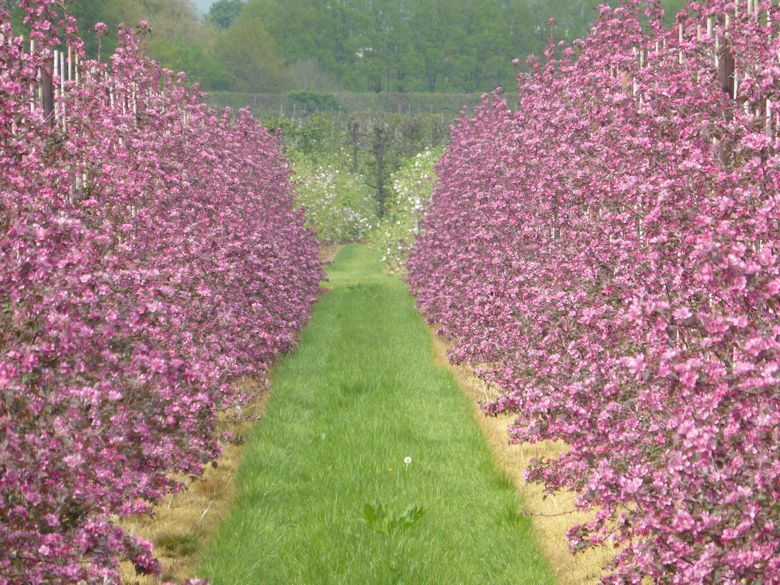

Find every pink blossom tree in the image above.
[409,1,779,582]
[0,1,321,582]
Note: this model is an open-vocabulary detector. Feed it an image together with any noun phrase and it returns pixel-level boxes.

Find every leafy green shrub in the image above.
[370,148,441,273]
[291,151,377,244]
[264,115,337,156]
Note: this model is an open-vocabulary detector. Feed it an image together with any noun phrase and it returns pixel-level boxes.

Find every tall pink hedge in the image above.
[0,1,321,583]
[408,1,779,583]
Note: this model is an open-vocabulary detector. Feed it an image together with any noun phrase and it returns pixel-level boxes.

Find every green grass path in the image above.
[198,244,554,585]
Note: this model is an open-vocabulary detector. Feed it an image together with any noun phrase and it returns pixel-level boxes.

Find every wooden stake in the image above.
[40,65,54,123]
[715,32,720,68]
[30,39,36,114]
[60,50,66,129]
[132,86,137,128]
[59,50,65,95]
[678,24,684,64]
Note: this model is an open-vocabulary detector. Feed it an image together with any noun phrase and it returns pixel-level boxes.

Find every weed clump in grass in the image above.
[155,531,199,557]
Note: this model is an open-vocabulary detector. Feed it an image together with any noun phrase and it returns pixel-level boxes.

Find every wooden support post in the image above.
[767,98,773,138]
[40,62,55,125]
[717,12,736,99]
[719,50,736,97]
[29,38,36,114]
[59,50,65,120]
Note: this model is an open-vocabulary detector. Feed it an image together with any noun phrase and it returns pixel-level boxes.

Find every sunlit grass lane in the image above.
[198,244,554,585]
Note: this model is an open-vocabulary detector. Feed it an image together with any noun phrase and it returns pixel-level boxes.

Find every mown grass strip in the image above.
[198,244,555,585]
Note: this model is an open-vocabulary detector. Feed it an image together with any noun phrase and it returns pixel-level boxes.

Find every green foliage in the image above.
[290,151,376,244]
[363,502,426,536]
[364,500,427,584]
[355,114,448,221]
[37,0,692,97]
[214,16,290,92]
[61,0,299,93]
[370,149,441,273]
[147,36,231,90]
[5,2,25,32]
[136,0,203,43]
[67,0,141,57]
[205,91,479,122]
[65,0,206,59]
[264,114,336,155]
[260,115,445,247]
[287,59,342,93]
[237,0,624,93]
[154,531,200,557]
[661,0,688,22]
[208,0,244,29]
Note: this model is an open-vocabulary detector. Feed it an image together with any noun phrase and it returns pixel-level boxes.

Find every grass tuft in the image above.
[155,531,200,557]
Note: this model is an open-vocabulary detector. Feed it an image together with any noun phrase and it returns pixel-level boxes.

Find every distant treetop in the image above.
[208,0,244,29]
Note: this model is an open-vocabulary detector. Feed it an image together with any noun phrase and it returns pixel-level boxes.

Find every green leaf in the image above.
[363,502,386,528]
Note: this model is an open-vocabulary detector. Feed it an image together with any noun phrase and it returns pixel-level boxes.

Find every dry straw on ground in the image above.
[428,329,612,585]
[319,244,343,265]
[119,377,272,585]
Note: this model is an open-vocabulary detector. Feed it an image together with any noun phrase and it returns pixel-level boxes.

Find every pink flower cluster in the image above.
[408,1,779,582]
[0,1,321,583]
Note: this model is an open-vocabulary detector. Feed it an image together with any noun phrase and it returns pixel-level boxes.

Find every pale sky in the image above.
[192,0,214,14]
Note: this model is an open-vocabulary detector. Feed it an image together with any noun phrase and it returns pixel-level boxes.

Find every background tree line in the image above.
[6,0,687,95]
[222,0,687,93]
